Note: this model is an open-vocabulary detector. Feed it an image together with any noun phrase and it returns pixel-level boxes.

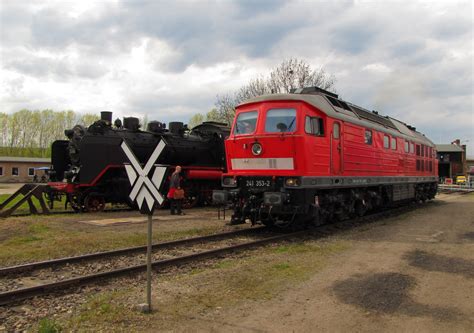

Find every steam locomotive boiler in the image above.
[48,111,229,212]
[213,87,438,228]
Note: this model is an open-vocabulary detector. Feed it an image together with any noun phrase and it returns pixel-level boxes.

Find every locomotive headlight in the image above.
[251,142,263,156]
[222,176,237,187]
[285,178,301,187]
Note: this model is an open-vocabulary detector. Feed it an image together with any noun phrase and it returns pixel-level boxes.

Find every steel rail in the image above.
[0,227,265,276]
[0,230,304,305]
[8,207,133,217]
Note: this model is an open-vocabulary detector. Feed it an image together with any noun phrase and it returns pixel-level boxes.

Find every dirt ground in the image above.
[1,193,473,332]
[0,183,24,195]
[175,193,474,332]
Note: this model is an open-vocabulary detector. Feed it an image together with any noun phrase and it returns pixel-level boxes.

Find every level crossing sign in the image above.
[121,139,168,313]
[121,140,167,214]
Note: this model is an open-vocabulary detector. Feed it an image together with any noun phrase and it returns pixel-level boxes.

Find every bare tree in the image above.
[215,58,336,124]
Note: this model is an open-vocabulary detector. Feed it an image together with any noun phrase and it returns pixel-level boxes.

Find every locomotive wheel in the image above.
[84,194,106,212]
[68,193,83,212]
[182,193,199,209]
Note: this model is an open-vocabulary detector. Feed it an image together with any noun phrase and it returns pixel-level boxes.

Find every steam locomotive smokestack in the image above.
[101,111,113,124]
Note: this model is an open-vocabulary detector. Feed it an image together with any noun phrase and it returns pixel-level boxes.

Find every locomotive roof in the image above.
[238,92,435,147]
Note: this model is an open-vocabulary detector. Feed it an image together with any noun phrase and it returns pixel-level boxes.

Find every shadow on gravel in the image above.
[460,232,474,240]
[332,272,464,321]
[404,250,474,278]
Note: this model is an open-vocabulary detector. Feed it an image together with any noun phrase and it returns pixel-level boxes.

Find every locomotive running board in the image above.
[0,184,50,218]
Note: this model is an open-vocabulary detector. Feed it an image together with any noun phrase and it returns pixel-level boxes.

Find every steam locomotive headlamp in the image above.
[285,177,301,187]
[222,176,237,187]
[251,142,263,156]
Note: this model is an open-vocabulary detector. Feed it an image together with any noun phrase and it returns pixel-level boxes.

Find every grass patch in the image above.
[37,318,62,333]
[0,213,225,266]
[273,262,290,270]
[213,259,236,269]
[0,193,69,214]
[56,291,136,331]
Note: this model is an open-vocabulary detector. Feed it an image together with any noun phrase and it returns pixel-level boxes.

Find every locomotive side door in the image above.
[331,122,342,174]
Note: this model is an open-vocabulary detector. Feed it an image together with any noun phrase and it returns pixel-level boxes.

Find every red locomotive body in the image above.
[213,87,438,227]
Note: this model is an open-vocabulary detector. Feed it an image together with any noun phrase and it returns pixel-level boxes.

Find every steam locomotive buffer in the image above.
[48,111,229,212]
[213,87,438,228]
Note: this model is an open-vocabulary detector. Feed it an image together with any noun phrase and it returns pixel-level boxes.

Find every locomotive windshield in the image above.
[265,108,296,133]
[234,111,258,135]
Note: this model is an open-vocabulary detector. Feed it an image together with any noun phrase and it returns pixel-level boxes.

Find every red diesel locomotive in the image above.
[213,87,438,227]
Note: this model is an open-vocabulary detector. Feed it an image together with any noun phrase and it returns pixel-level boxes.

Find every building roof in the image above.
[435,144,465,153]
[0,156,50,163]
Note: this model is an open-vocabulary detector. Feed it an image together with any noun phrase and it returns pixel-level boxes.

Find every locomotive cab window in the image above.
[234,111,258,135]
[383,135,390,149]
[364,129,372,145]
[305,116,324,136]
[391,137,397,150]
[265,108,296,133]
[333,123,340,139]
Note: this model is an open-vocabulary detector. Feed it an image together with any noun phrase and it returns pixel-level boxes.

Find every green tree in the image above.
[78,113,100,127]
[188,113,205,129]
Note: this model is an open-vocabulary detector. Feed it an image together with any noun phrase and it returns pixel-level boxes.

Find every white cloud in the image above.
[0,0,472,154]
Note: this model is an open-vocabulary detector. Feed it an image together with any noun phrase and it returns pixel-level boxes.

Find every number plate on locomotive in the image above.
[243,177,273,188]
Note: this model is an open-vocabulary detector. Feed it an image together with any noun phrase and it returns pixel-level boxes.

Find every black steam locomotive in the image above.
[48,111,229,212]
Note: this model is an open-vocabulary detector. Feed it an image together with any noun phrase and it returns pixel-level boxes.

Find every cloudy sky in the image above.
[0,0,472,154]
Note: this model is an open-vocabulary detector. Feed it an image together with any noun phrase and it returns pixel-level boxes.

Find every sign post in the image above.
[146,213,152,309]
[121,140,166,313]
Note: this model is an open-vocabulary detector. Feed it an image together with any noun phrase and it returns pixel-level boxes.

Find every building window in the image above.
[383,135,390,149]
[12,167,19,176]
[391,137,397,150]
[364,129,372,145]
[0,166,3,176]
[429,161,433,172]
[305,116,324,136]
[28,168,35,176]
[421,145,425,157]
[404,141,409,153]
[333,123,340,139]
[410,142,414,154]
[416,145,420,156]
[416,160,420,171]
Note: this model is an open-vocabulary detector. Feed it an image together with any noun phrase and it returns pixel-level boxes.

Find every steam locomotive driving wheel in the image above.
[182,191,199,209]
[67,193,83,212]
[84,193,106,212]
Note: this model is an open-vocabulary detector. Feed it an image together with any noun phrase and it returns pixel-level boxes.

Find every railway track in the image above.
[8,207,133,217]
[0,226,282,305]
[0,201,428,306]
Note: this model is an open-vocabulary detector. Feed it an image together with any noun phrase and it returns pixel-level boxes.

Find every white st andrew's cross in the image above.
[121,140,167,213]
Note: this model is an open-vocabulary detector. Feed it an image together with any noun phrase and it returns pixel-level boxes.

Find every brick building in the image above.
[435,139,467,181]
[0,157,50,183]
